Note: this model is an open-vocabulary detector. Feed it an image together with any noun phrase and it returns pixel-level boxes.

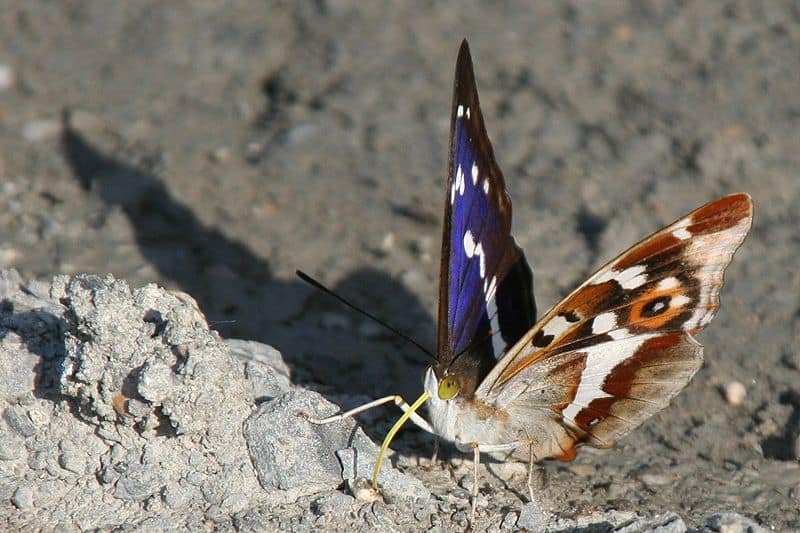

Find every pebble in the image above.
[21,118,61,142]
[400,269,425,289]
[567,462,594,477]
[11,485,34,510]
[209,146,231,162]
[0,64,13,90]
[345,478,381,503]
[357,320,383,339]
[320,312,350,330]
[517,502,548,530]
[722,381,746,406]
[500,511,518,530]
[311,492,354,516]
[3,405,37,437]
[379,232,395,253]
[0,248,20,266]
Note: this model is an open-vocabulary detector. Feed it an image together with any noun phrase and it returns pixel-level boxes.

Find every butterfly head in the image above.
[429,346,495,402]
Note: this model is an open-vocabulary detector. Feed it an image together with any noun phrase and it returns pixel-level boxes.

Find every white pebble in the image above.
[0,64,13,90]
[722,381,746,406]
[22,118,61,142]
[401,269,425,288]
[379,232,395,253]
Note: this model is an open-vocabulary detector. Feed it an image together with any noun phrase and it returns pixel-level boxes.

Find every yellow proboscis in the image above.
[371,390,430,489]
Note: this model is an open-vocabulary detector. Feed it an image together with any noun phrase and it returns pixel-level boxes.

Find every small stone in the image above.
[311,491,354,516]
[501,511,519,530]
[781,348,800,370]
[335,448,357,480]
[59,449,85,474]
[0,64,13,90]
[320,312,350,330]
[639,472,671,489]
[11,486,34,510]
[22,118,61,142]
[705,512,764,533]
[617,511,686,532]
[3,405,37,437]
[517,502,548,530]
[401,269,425,288]
[345,477,382,503]
[163,482,193,509]
[722,381,746,406]
[209,146,231,162]
[357,320,383,339]
[379,232,395,253]
[567,462,594,477]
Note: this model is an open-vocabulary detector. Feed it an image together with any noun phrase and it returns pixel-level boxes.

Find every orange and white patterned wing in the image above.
[475,193,753,457]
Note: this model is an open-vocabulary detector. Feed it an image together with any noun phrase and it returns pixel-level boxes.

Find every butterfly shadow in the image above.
[59,115,435,411]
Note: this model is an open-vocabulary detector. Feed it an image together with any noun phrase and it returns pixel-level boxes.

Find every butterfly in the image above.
[306,39,753,519]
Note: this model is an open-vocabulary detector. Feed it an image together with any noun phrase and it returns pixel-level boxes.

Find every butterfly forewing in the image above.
[436,40,535,371]
[476,193,753,455]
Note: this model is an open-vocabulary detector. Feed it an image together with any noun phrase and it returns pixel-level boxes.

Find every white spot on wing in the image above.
[672,294,691,307]
[608,328,630,341]
[463,230,477,257]
[465,107,471,119]
[656,277,680,290]
[471,162,479,185]
[486,294,504,357]
[476,242,485,278]
[455,165,465,196]
[483,179,489,194]
[450,181,456,204]
[672,227,691,240]
[484,276,497,303]
[542,314,572,340]
[562,335,656,426]
[457,105,464,118]
[594,265,648,290]
[591,312,617,335]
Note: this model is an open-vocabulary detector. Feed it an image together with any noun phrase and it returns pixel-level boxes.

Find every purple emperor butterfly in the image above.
[307,40,753,518]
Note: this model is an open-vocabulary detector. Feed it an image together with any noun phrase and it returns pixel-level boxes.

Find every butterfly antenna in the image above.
[296,270,436,360]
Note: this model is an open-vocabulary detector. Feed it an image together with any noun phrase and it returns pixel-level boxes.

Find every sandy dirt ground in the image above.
[1,1,798,530]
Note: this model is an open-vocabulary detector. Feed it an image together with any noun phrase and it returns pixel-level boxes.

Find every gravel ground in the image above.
[1,1,798,530]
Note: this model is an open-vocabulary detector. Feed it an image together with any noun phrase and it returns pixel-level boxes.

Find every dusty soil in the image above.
[1,1,798,530]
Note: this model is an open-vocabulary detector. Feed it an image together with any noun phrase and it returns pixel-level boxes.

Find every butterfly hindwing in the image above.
[476,193,753,457]
[437,40,535,371]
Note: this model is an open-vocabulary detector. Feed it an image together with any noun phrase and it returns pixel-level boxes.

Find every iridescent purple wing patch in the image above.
[436,41,536,368]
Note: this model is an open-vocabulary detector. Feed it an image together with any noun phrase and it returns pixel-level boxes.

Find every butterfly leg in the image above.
[527,443,537,502]
[302,395,435,434]
[470,444,480,523]
[430,435,440,465]
[462,441,523,521]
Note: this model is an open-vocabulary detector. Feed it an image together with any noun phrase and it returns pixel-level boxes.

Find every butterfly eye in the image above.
[438,376,460,400]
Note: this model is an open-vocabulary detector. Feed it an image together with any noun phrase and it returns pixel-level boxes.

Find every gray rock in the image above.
[517,502,549,531]
[2,405,37,437]
[0,271,262,530]
[311,491,356,516]
[704,512,766,533]
[245,388,429,506]
[617,511,687,533]
[227,339,291,400]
